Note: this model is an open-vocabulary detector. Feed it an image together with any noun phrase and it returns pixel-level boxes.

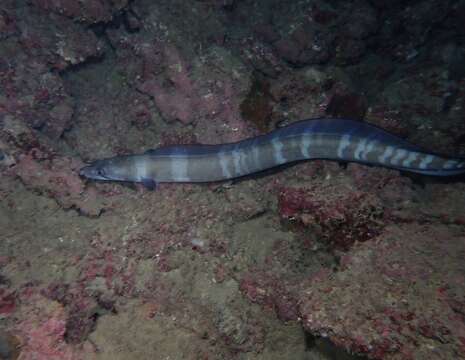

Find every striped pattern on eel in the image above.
[79,118,465,187]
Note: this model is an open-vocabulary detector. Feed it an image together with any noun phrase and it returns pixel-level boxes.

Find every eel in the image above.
[79,118,465,189]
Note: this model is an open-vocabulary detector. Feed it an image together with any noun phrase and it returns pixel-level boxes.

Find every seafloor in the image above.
[1,1,465,359]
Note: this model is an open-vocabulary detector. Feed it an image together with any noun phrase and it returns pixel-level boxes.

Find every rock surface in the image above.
[1,1,465,359]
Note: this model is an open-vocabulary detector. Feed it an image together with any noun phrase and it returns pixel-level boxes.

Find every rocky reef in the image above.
[1,0,465,359]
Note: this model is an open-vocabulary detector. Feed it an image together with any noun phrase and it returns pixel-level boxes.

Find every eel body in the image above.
[79,118,465,187]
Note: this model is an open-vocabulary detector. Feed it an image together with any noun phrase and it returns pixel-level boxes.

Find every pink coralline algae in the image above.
[239,271,299,323]
[0,289,16,316]
[298,224,465,359]
[14,295,95,360]
[0,3,104,144]
[278,185,385,250]
[12,153,105,216]
[43,282,114,345]
[136,43,250,143]
[137,45,212,125]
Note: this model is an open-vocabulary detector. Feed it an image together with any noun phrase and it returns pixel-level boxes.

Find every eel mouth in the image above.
[79,164,108,181]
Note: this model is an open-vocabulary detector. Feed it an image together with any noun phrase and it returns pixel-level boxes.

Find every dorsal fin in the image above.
[144,149,159,155]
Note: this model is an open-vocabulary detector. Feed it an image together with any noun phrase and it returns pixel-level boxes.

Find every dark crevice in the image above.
[304,329,316,351]
[88,1,139,41]
[304,332,368,360]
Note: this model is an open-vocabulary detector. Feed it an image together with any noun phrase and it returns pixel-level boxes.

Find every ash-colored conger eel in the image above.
[79,118,465,189]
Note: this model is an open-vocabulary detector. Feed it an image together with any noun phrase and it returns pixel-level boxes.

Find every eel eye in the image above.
[98,168,106,177]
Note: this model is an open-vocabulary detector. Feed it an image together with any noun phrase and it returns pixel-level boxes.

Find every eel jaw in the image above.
[79,164,108,181]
